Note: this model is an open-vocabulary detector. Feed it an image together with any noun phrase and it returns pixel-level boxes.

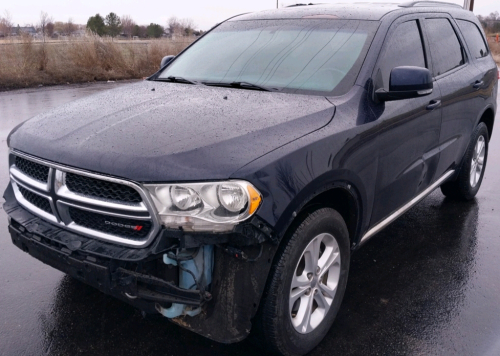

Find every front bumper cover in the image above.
[4,183,278,343]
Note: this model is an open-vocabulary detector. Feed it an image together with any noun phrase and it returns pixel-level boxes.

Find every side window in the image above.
[377,20,426,90]
[425,18,464,77]
[456,20,489,59]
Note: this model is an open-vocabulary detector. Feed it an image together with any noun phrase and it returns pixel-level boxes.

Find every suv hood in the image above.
[9,81,335,182]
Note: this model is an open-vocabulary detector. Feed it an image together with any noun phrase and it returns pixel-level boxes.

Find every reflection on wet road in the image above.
[0,82,499,356]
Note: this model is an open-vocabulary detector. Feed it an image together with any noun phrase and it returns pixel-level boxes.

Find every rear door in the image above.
[421,15,482,178]
[455,18,498,121]
[369,16,443,225]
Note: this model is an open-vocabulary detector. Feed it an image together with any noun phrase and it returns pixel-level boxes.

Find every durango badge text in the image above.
[3,2,497,356]
[105,221,144,231]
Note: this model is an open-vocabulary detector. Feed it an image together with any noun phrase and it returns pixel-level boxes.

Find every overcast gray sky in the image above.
[3,0,499,30]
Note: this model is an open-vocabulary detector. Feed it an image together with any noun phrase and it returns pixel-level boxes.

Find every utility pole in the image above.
[463,0,475,11]
[277,0,278,9]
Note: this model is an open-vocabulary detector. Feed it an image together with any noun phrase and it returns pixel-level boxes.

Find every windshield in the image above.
[157,19,379,96]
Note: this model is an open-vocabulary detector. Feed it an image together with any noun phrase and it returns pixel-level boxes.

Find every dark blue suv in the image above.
[4,2,498,355]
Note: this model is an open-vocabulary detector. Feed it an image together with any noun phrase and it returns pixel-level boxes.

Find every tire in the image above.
[256,208,350,356]
[441,122,489,201]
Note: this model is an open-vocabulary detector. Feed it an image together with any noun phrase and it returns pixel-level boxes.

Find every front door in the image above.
[369,16,443,225]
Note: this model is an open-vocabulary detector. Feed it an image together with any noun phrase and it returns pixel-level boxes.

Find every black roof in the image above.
[231,2,469,22]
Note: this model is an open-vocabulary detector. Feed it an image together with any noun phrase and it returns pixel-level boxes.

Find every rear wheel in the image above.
[441,122,489,200]
[256,208,350,356]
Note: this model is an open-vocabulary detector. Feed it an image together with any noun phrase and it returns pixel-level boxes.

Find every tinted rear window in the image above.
[457,20,488,59]
[425,18,464,76]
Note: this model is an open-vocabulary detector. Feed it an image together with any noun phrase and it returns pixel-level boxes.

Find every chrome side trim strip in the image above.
[359,170,455,246]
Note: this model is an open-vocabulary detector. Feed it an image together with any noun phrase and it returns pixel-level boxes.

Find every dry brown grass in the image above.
[0,34,194,90]
[487,36,500,65]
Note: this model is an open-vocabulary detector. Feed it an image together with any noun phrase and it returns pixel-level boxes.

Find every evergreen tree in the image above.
[86,14,106,36]
[146,23,164,38]
[105,12,122,37]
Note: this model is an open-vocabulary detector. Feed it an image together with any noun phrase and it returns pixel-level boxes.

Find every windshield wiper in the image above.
[155,76,202,85]
[203,81,276,92]
[231,81,274,91]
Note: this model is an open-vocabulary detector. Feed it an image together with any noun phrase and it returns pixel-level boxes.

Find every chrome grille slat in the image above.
[8,150,160,248]
[18,185,52,214]
[66,173,143,204]
[68,207,152,240]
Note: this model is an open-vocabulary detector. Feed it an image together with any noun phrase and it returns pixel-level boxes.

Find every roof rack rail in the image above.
[399,1,463,8]
[286,3,322,7]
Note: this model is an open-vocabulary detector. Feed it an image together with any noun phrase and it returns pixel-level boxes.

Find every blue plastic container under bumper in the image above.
[158,245,214,318]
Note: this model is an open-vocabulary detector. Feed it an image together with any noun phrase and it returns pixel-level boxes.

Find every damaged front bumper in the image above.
[4,184,277,343]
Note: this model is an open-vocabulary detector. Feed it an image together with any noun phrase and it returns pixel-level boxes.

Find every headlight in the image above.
[218,183,246,212]
[145,180,262,232]
[170,186,202,211]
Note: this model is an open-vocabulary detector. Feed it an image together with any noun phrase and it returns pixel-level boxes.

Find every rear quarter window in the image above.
[456,19,489,59]
[425,18,464,77]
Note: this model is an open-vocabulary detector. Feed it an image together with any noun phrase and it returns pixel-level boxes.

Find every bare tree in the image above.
[0,10,13,37]
[38,11,53,42]
[64,18,76,36]
[167,16,196,37]
[46,22,55,37]
[121,15,135,37]
[167,16,182,37]
[180,18,195,36]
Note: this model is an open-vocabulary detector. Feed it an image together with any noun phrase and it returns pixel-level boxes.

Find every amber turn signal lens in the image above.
[247,185,262,214]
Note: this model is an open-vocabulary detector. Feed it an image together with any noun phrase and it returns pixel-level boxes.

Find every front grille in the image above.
[18,186,52,214]
[10,152,158,246]
[68,207,152,239]
[66,173,143,204]
[15,156,49,183]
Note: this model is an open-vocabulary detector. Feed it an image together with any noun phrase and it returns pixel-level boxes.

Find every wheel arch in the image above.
[477,106,495,141]
[273,170,367,250]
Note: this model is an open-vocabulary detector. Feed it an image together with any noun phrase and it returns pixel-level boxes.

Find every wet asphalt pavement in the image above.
[0,82,499,356]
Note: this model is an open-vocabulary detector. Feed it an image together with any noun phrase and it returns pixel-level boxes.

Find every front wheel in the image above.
[441,122,489,200]
[257,208,350,356]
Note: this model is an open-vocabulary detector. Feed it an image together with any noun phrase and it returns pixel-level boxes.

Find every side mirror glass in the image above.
[376,66,433,102]
[160,55,175,69]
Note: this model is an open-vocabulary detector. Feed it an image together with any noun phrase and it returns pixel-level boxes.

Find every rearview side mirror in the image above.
[160,55,175,69]
[376,66,433,102]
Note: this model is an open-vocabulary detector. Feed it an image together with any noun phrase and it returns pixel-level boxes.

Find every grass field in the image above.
[0,35,194,90]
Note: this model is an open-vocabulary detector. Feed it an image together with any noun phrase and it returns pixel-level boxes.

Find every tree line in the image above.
[87,13,202,38]
[478,12,500,34]
[0,10,202,39]
[0,10,82,38]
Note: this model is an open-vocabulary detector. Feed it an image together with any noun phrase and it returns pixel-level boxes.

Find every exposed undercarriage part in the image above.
[157,245,214,318]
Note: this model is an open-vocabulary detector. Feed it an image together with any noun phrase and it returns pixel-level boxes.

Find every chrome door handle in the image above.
[473,80,484,89]
[426,100,441,111]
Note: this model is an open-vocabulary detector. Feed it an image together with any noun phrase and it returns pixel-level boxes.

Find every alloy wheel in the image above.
[289,233,341,334]
[470,135,486,188]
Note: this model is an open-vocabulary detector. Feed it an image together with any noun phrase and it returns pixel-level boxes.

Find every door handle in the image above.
[473,80,484,89]
[426,100,441,111]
